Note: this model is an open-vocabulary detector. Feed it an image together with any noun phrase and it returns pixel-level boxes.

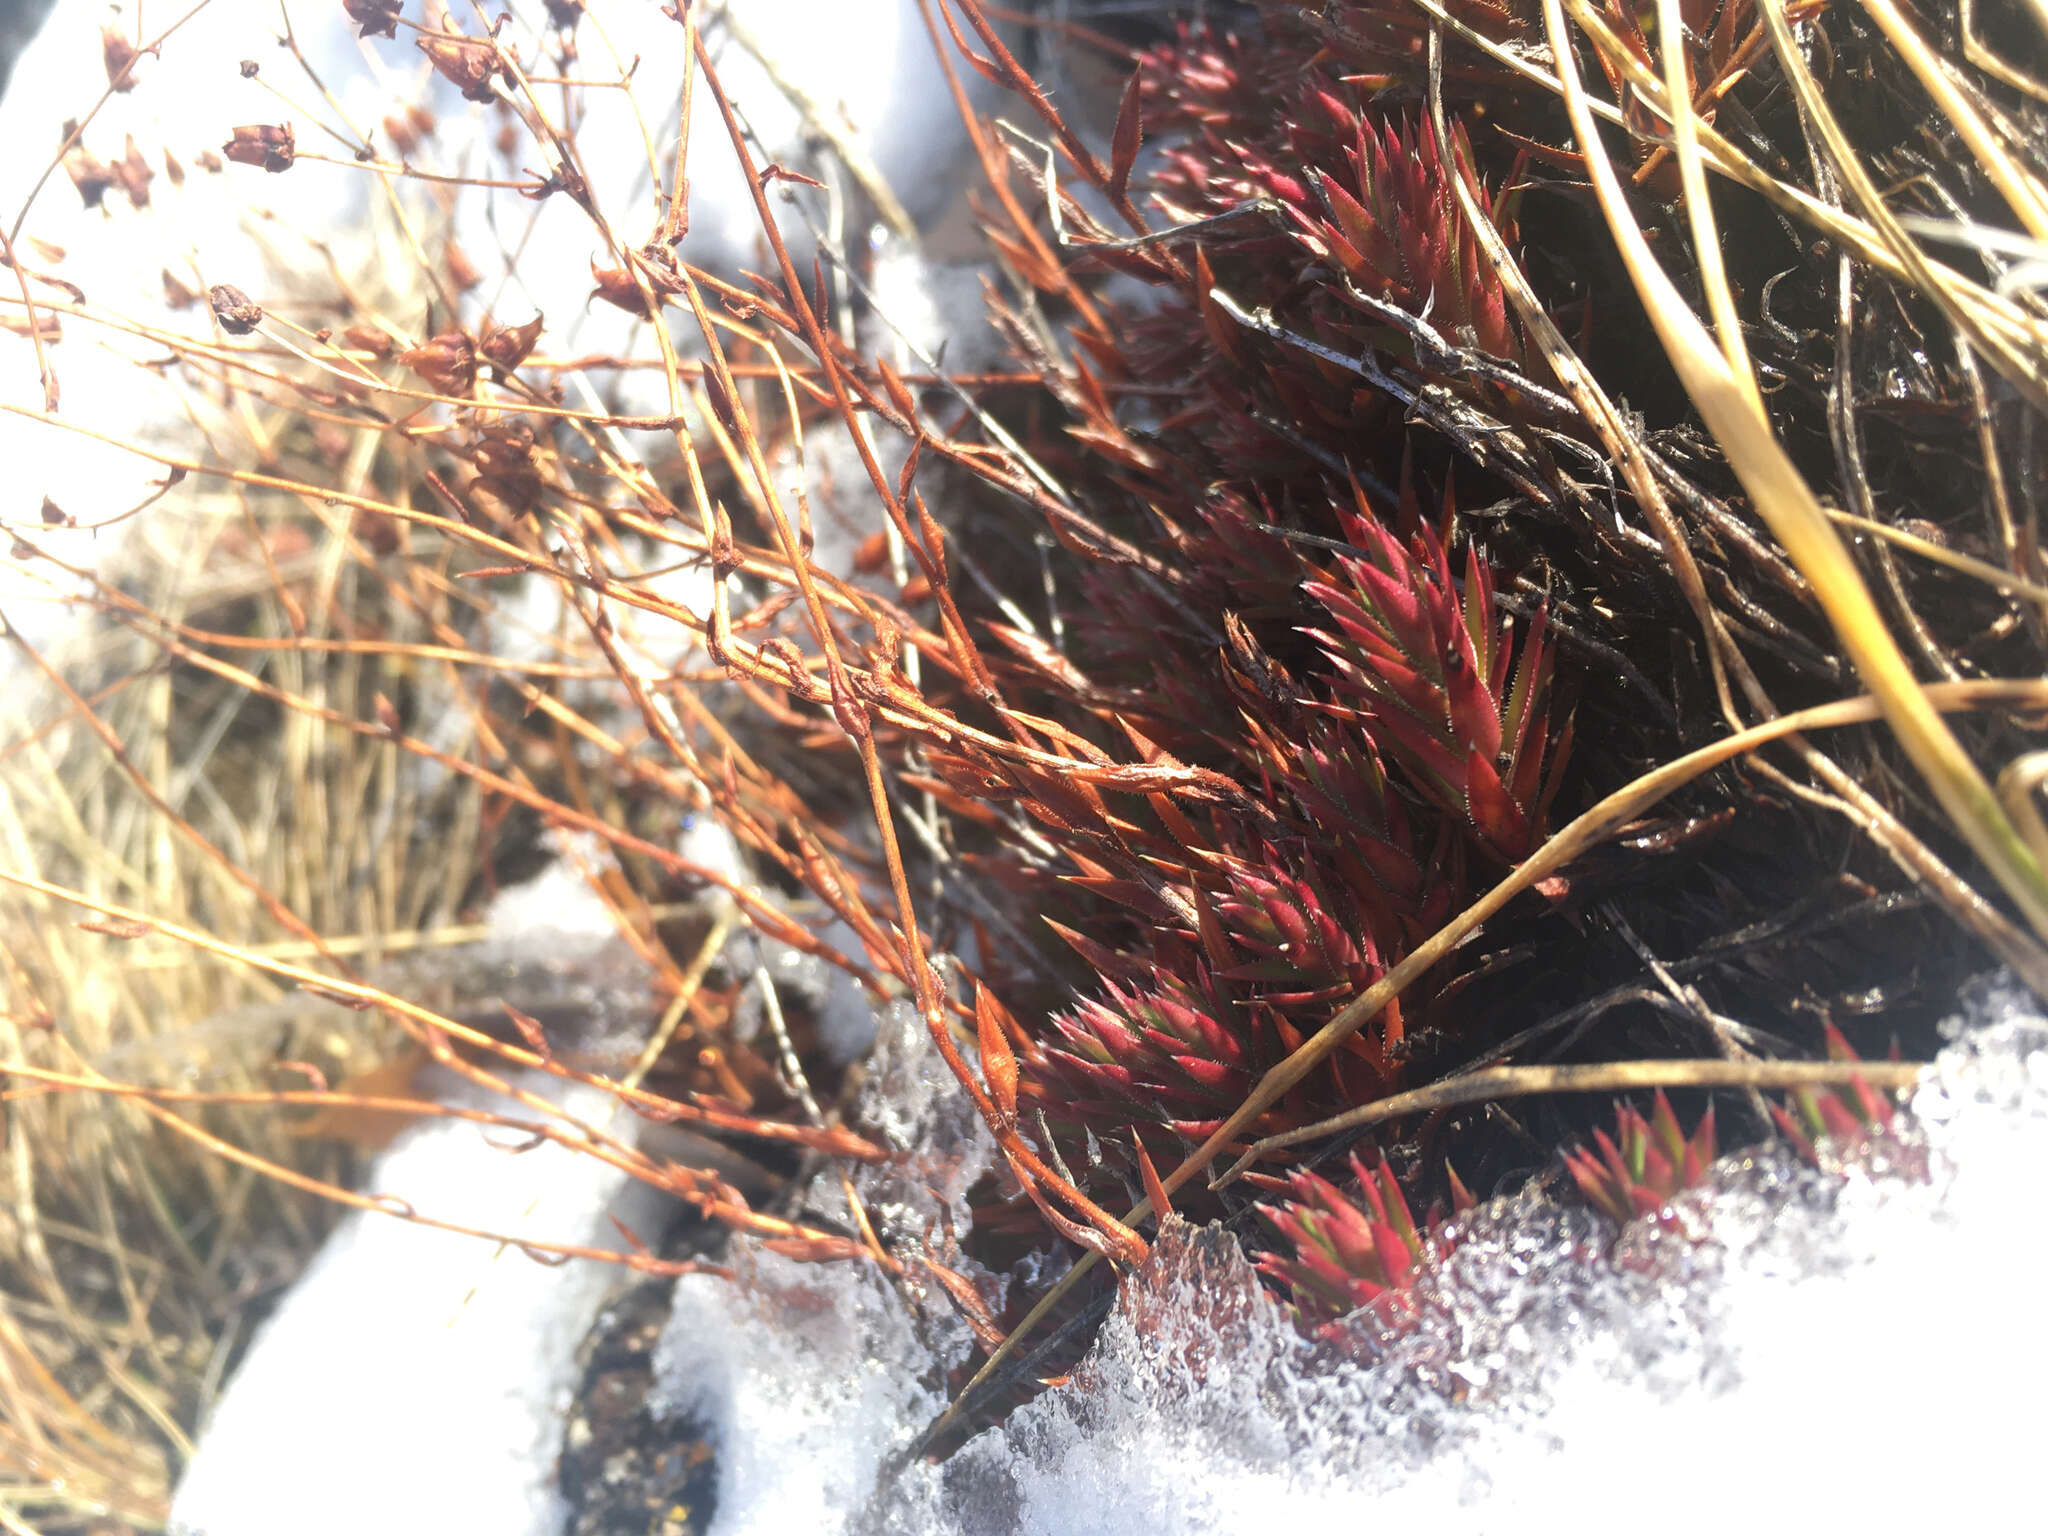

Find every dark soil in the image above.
[558,1277,719,1536]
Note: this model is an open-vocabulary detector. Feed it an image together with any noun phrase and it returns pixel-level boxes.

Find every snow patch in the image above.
[650,997,996,1534]
[167,1072,667,1536]
[169,823,744,1536]
[481,830,623,964]
[650,975,2048,1535]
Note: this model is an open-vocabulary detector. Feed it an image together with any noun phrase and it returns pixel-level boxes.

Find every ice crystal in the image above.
[651,976,2048,1534]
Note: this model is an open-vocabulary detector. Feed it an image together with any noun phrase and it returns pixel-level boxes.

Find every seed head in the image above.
[208,285,265,336]
[111,136,154,209]
[64,147,115,209]
[418,33,501,103]
[343,0,404,40]
[398,331,477,395]
[479,314,544,373]
[340,325,393,358]
[100,25,141,91]
[222,124,296,174]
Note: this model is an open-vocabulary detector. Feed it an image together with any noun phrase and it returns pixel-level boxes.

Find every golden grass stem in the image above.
[1550,0,2048,944]
[1654,0,1760,415]
[1854,0,2048,243]
[1823,507,2048,605]
[1218,1059,1928,1184]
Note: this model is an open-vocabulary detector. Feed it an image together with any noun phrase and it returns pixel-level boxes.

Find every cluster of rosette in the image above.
[945,12,1575,1256]
[899,0,1913,1340]
[1258,1032,1903,1331]
[1011,490,1569,1146]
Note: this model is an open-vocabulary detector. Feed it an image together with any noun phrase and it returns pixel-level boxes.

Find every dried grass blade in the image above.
[1220,1059,1928,1180]
[1855,0,2048,243]
[1655,0,1759,414]
[1549,0,2048,941]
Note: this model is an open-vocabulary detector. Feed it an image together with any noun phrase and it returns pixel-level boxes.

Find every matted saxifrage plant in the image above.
[1769,1024,1904,1165]
[1563,1090,1718,1225]
[1305,502,1569,864]
[903,0,2048,1432]
[1014,482,1571,1153]
[916,25,1586,1192]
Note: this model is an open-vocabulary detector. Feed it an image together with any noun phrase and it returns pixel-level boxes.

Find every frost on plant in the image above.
[642,986,2048,1534]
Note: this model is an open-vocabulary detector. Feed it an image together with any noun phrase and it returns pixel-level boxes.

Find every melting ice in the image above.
[652,977,2048,1534]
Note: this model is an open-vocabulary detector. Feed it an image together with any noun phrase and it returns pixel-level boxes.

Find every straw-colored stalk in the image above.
[1544,0,2048,945]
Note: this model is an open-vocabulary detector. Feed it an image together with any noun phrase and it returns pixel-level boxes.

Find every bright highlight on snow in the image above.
[175,971,2045,1535]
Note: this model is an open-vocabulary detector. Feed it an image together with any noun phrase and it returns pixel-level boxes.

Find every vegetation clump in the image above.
[0,0,2044,1521]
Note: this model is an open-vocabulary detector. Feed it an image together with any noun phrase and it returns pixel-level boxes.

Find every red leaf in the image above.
[762,1235,868,1262]
[1109,65,1144,202]
[920,1258,1007,1349]
[77,917,153,940]
[876,355,918,419]
[1321,173,1392,276]
[1447,1162,1477,1213]
[1464,750,1529,860]
[1134,1136,1173,1221]
[1370,1220,1417,1287]
[975,983,1019,1122]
